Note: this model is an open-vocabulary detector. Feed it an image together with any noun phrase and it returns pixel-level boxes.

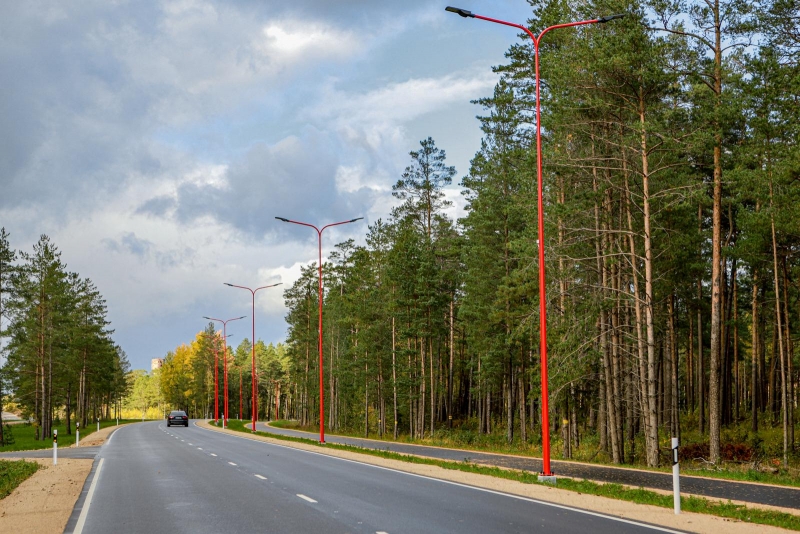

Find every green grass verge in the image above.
[0,459,39,500]
[211,419,800,531]
[0,419,137,453]
[266,420,800,489]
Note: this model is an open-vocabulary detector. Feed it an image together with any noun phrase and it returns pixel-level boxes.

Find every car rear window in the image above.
[169,411,187,416]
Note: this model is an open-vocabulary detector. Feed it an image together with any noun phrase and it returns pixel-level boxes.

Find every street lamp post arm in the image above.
[275,217,320,233]
[320,217,364,233]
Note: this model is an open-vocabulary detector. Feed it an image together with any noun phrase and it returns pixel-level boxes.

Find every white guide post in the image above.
[671,436,680,514]
[76,422,80,447]
[53,429,58,465]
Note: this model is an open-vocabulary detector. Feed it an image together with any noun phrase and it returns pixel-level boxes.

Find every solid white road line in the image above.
[297,494,317,503]
[228,462,237,466]
[73,457,105,534]
[255,474,267,480]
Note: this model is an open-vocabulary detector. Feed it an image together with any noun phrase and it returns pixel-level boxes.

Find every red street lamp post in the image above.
[200,332,227,424]
[203,315,245,428]
[238,366,242,420]
[276,216,364,443]
[445,6,623,479]
[224,282,282,432]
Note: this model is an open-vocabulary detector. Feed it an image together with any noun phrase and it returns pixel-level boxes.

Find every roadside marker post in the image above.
[672,437,680,514]
[76,422,80,447]
[97,417,100,433]
[53,429,58,465]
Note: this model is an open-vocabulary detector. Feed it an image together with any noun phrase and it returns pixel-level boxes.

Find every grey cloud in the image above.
[102,231,195,270]
[136,195,176,217]
[167,130,371,239]
[103,232,153,257]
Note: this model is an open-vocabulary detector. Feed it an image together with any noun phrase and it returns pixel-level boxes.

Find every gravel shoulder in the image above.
[0,423,128,534]
[202,420,792,534]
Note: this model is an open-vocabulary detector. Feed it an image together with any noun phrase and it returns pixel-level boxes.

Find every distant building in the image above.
[151,358,164,371]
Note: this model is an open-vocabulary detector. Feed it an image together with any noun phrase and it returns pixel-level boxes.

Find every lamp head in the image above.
[224,283,233,287]
[275,217,289,222]
[445,6,474,18]
[598,13,625,23]
[350,217,364,223]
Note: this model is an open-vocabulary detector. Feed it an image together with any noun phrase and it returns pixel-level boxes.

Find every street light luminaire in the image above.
[445,6,474,18]
[598,14,626,23]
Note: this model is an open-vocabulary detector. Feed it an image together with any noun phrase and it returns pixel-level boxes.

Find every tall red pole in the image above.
[225,282,281,432]
[445,7,623,477]
[204,315,245,428]
[276,216,363,443]
[201,332,222,423]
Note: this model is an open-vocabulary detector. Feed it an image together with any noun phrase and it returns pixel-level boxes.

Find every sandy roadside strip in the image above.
[0,423,128,534]
[201,420,793,534]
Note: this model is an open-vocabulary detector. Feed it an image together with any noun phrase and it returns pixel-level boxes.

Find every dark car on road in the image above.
[167,410,189,427]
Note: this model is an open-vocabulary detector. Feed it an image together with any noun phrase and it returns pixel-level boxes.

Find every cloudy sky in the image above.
[1,0,535,371]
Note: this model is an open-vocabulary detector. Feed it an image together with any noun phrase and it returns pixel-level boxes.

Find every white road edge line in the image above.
[297,494,317,503]
[196,423,682,534]
[254,474,267,480]
[73,457,104,534]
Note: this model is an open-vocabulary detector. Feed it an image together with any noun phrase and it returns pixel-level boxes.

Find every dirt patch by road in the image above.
[200,420,792,534]
[0,458,92,534]
[0,423,128,534]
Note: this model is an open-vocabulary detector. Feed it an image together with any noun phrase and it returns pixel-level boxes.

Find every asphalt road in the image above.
[63,421,681,534]
[254,422,800,510]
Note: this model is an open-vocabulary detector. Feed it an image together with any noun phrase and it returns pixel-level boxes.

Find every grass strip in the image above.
[214,419,800,531]
[267,420,800,489]
[0,459,39,500]
[0,419,136,453]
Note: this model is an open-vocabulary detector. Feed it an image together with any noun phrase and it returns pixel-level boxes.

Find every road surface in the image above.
[63,421,681,534]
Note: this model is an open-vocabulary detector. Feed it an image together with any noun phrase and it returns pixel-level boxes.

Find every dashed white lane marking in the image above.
[73,458,105,534]
[228,462,237,466]
[181,439,185,442]
[297,494,317,503]
[254,474,267,480]
[210,453,217,457]
[197,424,683,534]
[197,447,202,450]
[377,531,389,534]
[188,443,193,445]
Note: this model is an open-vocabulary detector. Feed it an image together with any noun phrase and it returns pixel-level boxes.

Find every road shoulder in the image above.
[199,420,790,534]
[0,422,132,534]
[0,458,92,534]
